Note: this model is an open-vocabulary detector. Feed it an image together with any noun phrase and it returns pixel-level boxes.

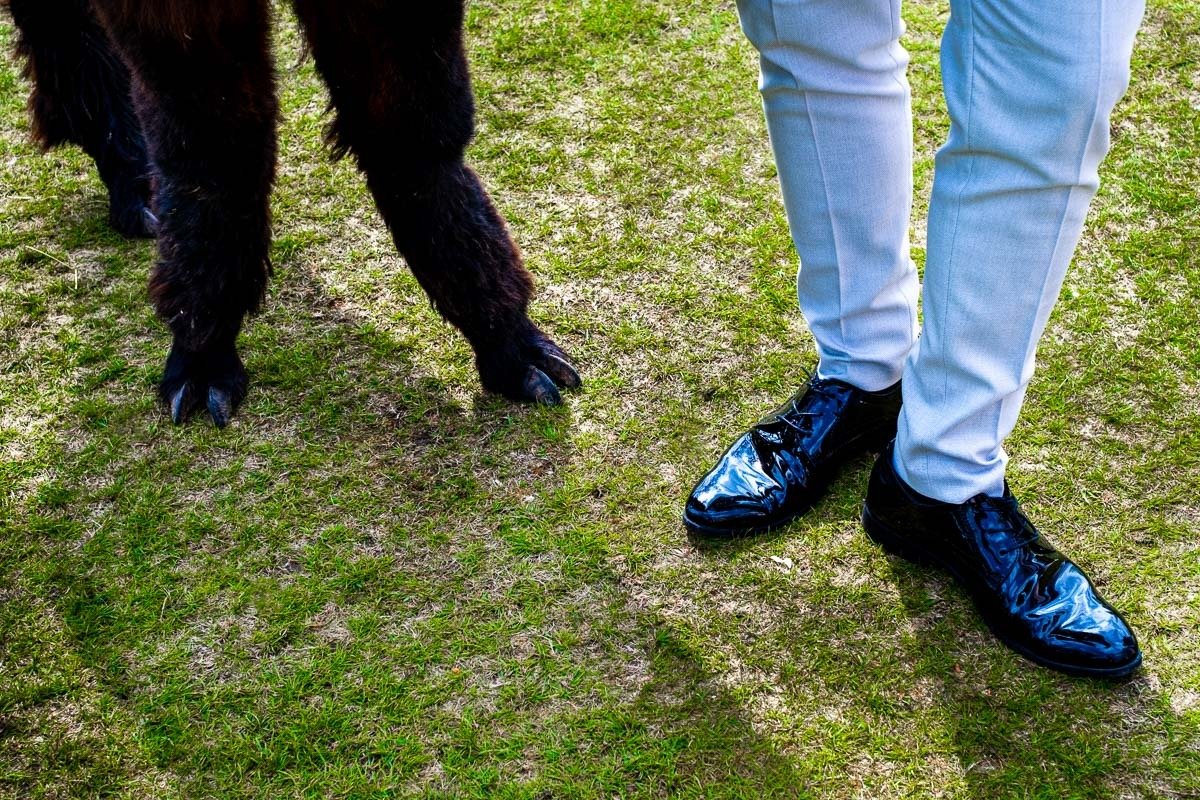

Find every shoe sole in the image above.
[861,502,1143,680]
[682,503,814,539]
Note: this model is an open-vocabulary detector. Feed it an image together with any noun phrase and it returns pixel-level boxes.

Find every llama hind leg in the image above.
[91,0,277,426]
[3,0,153,237]
[292,0,581,404]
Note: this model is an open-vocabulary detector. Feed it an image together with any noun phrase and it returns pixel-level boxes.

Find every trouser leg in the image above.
[735,0,919,392]
[894,0,1145,502]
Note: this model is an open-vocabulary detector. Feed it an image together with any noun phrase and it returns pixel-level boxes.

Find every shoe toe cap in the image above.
[684,436,786,532]
[1060,613,1141,674]
[1034,596,1142,676]
[684,491,774,534]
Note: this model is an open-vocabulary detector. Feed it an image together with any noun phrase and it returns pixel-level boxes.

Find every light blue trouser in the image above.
[737,0,1145,502]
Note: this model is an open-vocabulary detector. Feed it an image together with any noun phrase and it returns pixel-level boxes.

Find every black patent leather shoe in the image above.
[684,376,902,536]
[862,443,1142,679]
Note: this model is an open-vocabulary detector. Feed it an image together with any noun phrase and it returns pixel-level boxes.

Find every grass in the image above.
[2,0,1199,797]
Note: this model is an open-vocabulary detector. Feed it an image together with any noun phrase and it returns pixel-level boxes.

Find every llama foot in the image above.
[108,199,157,239]
[104,174,157,239]
[477,322,582,406]
[159,342,248,427]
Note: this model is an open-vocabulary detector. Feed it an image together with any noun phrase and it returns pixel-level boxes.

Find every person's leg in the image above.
[895,0,1145,502]
[737,0,919,392]
[685,0,915,536]
[866,0,1146,678]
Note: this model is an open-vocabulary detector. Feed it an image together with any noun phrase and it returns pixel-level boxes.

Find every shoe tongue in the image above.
[759,385,833,429]
[970,489,1016,508]
[969,494,1036,546]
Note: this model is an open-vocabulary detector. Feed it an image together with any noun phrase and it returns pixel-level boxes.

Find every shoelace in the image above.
[771,378,848,438]
[965,493,1040,552]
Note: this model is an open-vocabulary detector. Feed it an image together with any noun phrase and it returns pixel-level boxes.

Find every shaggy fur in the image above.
[4,0,580,426]
[5,0,153,237]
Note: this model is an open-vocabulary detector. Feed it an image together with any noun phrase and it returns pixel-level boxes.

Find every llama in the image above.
[3,0,581,425]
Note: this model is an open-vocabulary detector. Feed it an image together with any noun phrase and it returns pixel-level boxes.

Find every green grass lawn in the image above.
[2,1,1199,797]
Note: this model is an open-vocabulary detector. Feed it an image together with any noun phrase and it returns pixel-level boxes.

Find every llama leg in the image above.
[292,0,580,404]
[90,0,277,426]
[3,0,153,237]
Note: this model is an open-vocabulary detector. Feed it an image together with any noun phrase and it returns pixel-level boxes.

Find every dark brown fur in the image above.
[4,0,580,425]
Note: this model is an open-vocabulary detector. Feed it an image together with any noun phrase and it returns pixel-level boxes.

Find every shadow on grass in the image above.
[524,625,809,799]
[3,198,824,799]
[880,556,1199,798]
[677,457,1199,798]
[8,173,1198,800]
[4,193,579,782]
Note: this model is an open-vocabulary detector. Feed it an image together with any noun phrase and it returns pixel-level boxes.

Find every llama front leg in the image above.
[292,0,581,404]
[375,160,582,404]
[3,0,153,237]
[91,0,277,425]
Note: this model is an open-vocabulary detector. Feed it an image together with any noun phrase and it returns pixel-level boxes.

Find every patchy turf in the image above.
[2,1,1198,797]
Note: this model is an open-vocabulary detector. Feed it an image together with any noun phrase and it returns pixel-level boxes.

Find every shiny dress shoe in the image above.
[862,443,1142,678]
[684,377,902,536]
